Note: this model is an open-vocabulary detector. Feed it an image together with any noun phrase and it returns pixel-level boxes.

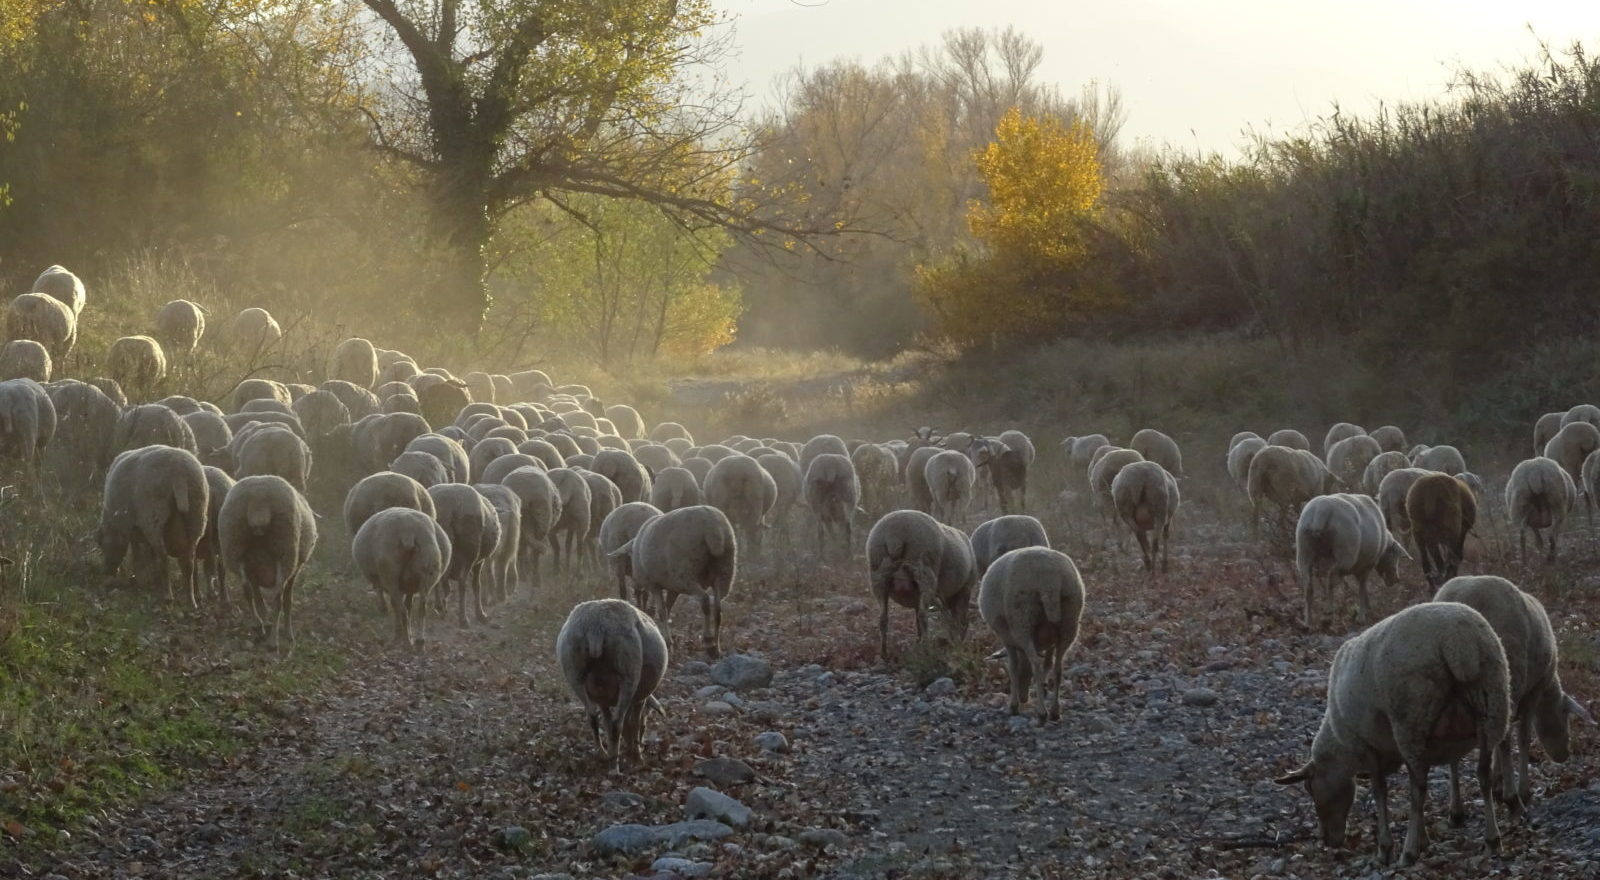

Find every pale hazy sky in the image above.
[711,0,1598,156]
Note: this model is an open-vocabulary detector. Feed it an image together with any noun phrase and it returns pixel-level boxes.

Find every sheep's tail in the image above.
[172,480,190,515]
[1439,622,1510,740]
[583,626,607,659]
[704,525,728,559]
[1296,502,1335,585]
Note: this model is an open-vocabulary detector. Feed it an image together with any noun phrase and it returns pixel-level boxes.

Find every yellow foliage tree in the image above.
[916,106,1111,343]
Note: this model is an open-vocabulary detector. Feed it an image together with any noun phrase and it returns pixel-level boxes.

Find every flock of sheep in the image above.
[4,263,1598,870]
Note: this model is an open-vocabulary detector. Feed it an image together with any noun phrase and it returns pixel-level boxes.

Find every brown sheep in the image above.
[1404,473,1477,588]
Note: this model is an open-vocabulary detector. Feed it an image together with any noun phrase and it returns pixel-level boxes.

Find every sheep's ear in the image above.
[1273,763,1313,785]
[1565,694,1597,727]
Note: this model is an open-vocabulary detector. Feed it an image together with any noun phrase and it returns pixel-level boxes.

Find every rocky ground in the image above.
[12,491,1600,880]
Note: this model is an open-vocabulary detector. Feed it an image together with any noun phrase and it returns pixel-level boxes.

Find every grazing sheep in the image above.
[462,371,496,404]
[232,307,282,349]
[649,466,702,512]
[581,469,624,564]
[803,453,860,556]
[556,598,668,767]
[1325,434,1382,488]
[1534,412,1565,458]
[105,336,167,399]
[1377,466,1434,541]
[88,377,126,408]
[634,443,678,474]
[971,437,1028,513]
[905,444,944,513]
[500,466,561,591]
[390,450,450,488]
[1266,428,1311,451]
[97,445,209,605]
[850,443,900,518]
[1361,451,1411,496]
[320,379,381,421]
[591,449,652,503]
[704,454,778,551]
[406,433,469,483]
[232,378,291,413]
[353,508,451,648]
[1413,444,1467,476]
[517,438,566,471]
[979,547,1085,722]
[480,453,544,486]
[1321,423,1366,457]
[467,436,518,484]
[970,514,1050,574]
[866,509,976,659]
[603,404,646,440]
[0,340,49,382]
[197,466,234,605]
[292,390,352,443]
[1130,428,1183,477]
[1229,431,1262,451]
[1562,403,1600,430]
[154,299,205,354]
[1295,493,1407,627]
[1088,448,1145,523]
[1111,460,1180,573]
[329,337,379,389]
[754,453,801,532]
[547,467,593,571]
[43,379,117,484]
[649,422,694,444]
[31,265,86,315]
[1246,446,1338,533]
[1584,449,1600,524]
[113,403,197,457]
[799,433,851,476]
[233,424,312,492]
[1226,436,1267,496]
[475,483,522,602]
[924,449,976,525]
[350,412,431,475]
[0,379,57,471]
[1370,425,1407,453]
[6,292,77,358]
[239,399,293,416]
[342,471,436,537]
[1505,457,1575,563]
[1406,473,1477,587]
[1542,421,1600,487]
[1059,434,1112,481]
[1274,602,1510,866]
[613,505,737,657]
[219,475,317,652]
[1433,576,1596,813]
[427,483,499,626]
[599,502,662,603]
[183,410,233,469]
[377,358,421,385]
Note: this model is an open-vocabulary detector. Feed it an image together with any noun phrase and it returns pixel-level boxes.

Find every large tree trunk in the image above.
[426,165,496,335]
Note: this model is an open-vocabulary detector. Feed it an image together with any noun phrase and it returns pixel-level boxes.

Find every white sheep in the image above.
[1295,493,1407,628]
[556,598,668,768]
[1561,403,1600,430]
[1228,431,1262,451]
[475,483,522,603]
[598,501,662,603]
[105,336,167,399]
[1325,434,1382,488]
[1542,421,1599,487]
[1088,448,1144,523]
[1370,425,1407,453]
[43,379,116,485]
[1059,434,1112,481]
[649,421,694,444]
[6,292,76,359]
[153,299,205,355]
[803,452,860,556]
[0,379,57,474]
[904,444,944,514]
[754,452,801,531]
[97,445,209,605]
[219,474,317,652]
[970,514,1050,575]
[233,307,283,350]
[330,337,378,389]
[924,448,976,525]
[649,466,702,512]
[320,381,379,421]
[1266,428,1310,450]
[343,471,435,542]
[1275,602,1511,866]
[1129,428,1183,477]
[197,465,234,605]
[865,509,976,659]
[427,483,499,626]
[1412,444,1467,475]
[1433,576,1595,813]
[353,508,450,649]
[604,404,647,440]
[406,433,470,483]
[391,449,450,488]
[232,423,312,492]
[1111,460,1180,573]
[231,378,291,413]
[580,469,624,564]
[183,410,233,469]
[613,504,737,657]
[500,465,561,591]
[114,403,196,457]
[1505,456,1575,563]
[971,436,1028,514]
[547,467,593,571]
[462,371,496,404]
[704,454,777,551]
[978,547,1085,722]
[1361,450,1411,496]
[31,265,85,315]
[0,340,49,382]
[591,448,652,503]
[633,443,679,474]
[1321,422,1366,457]
[1534,411,1564,457]
[1226,436,1267,497]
